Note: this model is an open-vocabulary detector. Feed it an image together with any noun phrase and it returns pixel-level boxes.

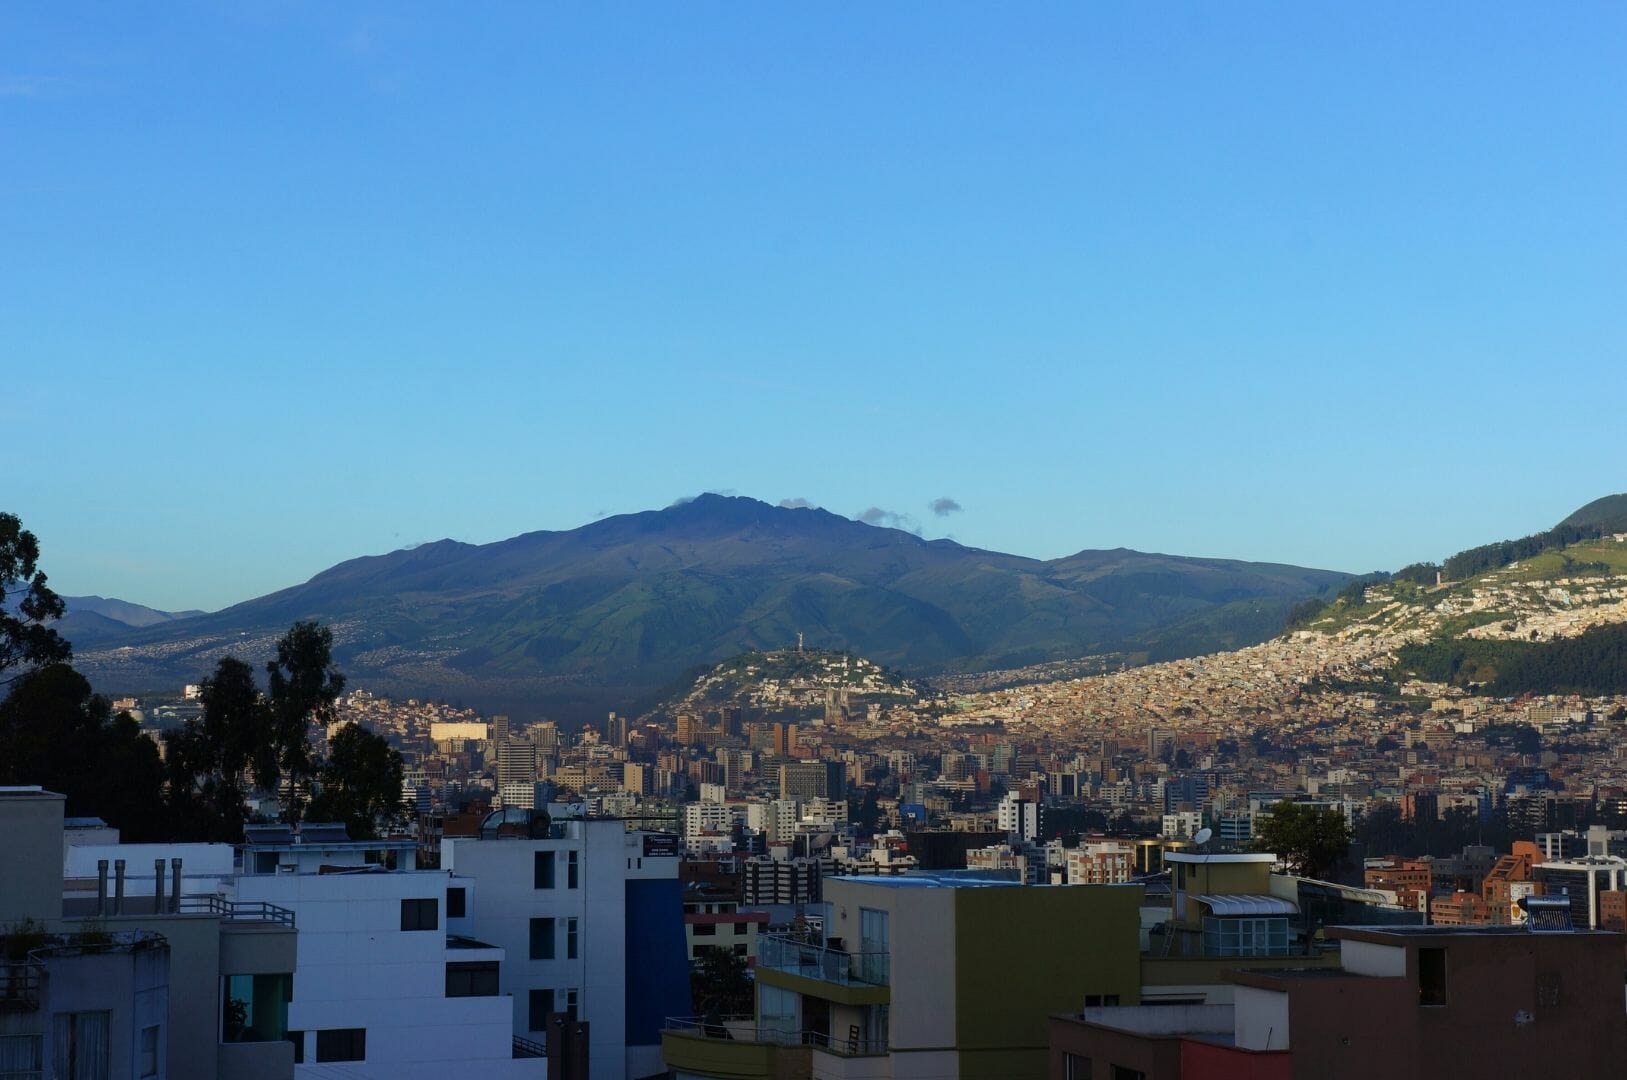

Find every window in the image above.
[692,923,716,936]
[447,887,467,918]
[221,974,291,1042]
[1062,1054,1092,1080]
[139,1026,159,1078]
[1110,1067,1144,1080]
[1419,947,1447,1007]
[565,989,578,1019]
[400,898,438,932]
[445,962,500,997]
[759,985,797,1038]
[535,851,556,889]
[0,1034,42,1080]
[315,1028,366,1063]
[1536,972,1562,1008]
[285,1032,304,1065]
[530,917,556,960]
[734,922,748,934]
[566,918,579,960]
[1083,995,1121,1008]
[1201,917,1290,957]
[858,907,889,984]
[529,989,553,1032]
[567,850,579,889]
[733,943,748,957]
[52,1012,109,1080]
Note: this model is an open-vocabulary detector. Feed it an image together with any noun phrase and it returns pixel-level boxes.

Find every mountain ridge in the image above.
[66,494,1349,716]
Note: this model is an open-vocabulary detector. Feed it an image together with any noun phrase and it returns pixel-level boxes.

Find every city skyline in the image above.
[7,4,1626,610]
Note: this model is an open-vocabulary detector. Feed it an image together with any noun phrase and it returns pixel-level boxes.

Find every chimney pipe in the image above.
[170,858,182,913]
[154,858,166,913]
[96,860,109,917]
[113,859,126,915]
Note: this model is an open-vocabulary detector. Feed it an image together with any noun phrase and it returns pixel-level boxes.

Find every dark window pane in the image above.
[530,917,555,960]
[400,898,438,932]
[315,1028,366,1062]
[535,851,556,889]
[445,962,500,997]
[1419,947,1447,1007]
[528,989,552,1032]
[447,887,467,918]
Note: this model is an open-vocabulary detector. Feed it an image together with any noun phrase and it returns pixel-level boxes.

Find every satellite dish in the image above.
[1193,827,1213,847]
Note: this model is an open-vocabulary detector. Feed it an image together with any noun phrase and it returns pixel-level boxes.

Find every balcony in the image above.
[660,1017,887,1080]
[758,933,889,987]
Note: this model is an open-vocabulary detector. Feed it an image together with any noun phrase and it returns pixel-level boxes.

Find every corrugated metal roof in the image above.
[1197,894,1299,916]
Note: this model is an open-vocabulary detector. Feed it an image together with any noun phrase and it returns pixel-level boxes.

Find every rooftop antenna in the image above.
[1193,827,1213,862]
[797,632,804,653]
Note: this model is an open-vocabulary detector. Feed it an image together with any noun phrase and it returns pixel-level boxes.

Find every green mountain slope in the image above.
[69,495,1348,714]
[1559,493,1627,533]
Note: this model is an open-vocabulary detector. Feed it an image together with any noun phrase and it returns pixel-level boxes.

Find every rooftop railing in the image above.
[179,896,297,928]
[664,1016,887,1057]
[758,933,889,986]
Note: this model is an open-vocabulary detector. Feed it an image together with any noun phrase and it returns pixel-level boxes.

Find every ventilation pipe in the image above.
[154,858,166,913]
[170,858,182,913]
[96,860,109,917]
[113,859,126,915]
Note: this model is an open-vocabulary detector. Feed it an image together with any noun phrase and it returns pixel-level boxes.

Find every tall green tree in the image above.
[0,664,166,840]
[304,722,405,840]
[265,621,346,821]
[0,513,71,686]
[1254,802,1352,879]
[165,656,277,841]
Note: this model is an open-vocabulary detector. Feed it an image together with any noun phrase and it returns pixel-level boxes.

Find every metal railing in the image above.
[179,896,297,928]
[758,933,889,986]
[664,1017,887,1057]
[512,1034,547,1058]
[0,962,44,1012]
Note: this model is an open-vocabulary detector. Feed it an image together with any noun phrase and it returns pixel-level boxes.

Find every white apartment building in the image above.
[746,799,800,843]
[682,803,738,853]
[1162,811,1205,840]
[997,792,1043,843]
[229,825,540,1079]
[442,813,690,1080]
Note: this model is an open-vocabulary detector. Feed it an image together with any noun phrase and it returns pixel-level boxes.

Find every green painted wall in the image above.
[952,883,1143,1073]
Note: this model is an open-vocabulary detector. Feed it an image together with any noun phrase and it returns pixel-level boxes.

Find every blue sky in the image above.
[5,4,1624,611]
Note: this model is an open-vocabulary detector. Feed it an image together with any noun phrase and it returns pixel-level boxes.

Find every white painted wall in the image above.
[233,869,538,1080]
[1339,939,1406,977]
[1233,985,1291,1051]
[443,820,678,1080]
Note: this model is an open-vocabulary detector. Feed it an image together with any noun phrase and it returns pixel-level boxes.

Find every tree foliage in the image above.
[304,722,404,840]
[0,664,166,840]
[1392,562,1440,586]
[0,513,71,686]
[1394,624,1627,696]
[163,656,279,841]
[265,620,346,820]
[1253,802,1352,879]
[690,947,753,1019]
[1441,523,1605,581]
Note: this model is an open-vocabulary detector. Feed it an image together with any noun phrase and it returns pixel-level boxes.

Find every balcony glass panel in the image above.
[221,974,291,1043]
[758,934,889,986]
